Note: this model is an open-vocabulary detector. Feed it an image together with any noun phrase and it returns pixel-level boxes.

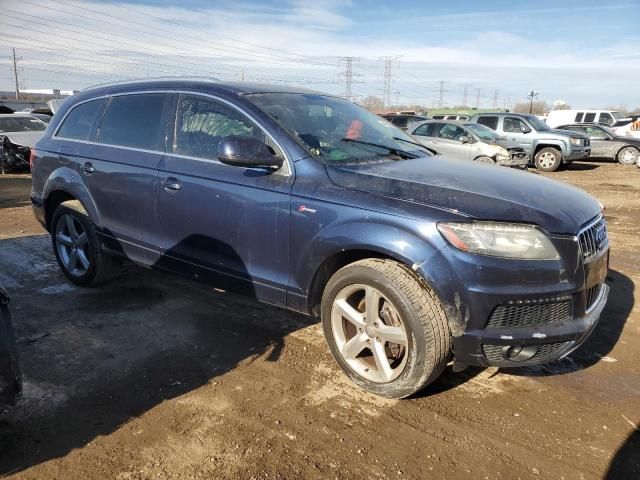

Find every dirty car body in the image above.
[30,79,610,396]
[410,120,529,167]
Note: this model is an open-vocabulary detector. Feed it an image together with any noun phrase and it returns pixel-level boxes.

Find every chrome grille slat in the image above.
[578,216,608,261]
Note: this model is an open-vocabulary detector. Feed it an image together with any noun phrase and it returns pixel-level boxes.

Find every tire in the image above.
[616,146,639,166]
[474,156,495,164]
[50,202,122,287]
[321,258,452,399]
[534,147,562,172]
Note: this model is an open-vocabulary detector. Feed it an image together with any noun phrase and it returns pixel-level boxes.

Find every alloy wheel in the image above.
[538,152,556,169]
[331,284,409,383]
[55,214,91,277]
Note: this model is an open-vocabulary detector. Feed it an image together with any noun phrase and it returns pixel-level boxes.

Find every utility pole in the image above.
[462,85,469,107]
[240,69,245,81]
[475,88,482,109]
[437,80,447,108]
[382,56,401,108]
[11,48,21,101]
[492,90,499,109]
[527,90,539,114]
[338,57,361,102]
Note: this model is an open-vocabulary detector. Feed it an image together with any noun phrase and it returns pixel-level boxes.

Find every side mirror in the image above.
[218,136,283,170]
[460,135,472,144]
[521,125,532,134]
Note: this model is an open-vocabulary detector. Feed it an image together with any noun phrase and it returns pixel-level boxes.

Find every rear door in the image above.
[82,92,172,264]
[157,93,293,306]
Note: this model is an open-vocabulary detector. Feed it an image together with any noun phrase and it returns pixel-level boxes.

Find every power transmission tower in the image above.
[382,56,401,108]
[436,80,447,108]
[10,48,22,101]
[338,57,361,102]
[492,90,499,109]
[475,88,482,109]
[462,85,469,107]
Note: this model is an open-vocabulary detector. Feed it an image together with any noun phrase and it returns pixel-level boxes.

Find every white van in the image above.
[546,109,626,128]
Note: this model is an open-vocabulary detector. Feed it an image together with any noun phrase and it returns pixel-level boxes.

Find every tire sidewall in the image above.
[321,263,432,398]
[534,147,561,172]
[617,147,639,165]
[51,204,101,287]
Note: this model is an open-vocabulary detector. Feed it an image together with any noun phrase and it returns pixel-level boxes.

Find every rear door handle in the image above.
[82,162,95,174]
[162,177,182,192]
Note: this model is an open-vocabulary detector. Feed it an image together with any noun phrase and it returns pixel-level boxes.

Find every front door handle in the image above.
[162,177,182,192]
[82,162,95,174]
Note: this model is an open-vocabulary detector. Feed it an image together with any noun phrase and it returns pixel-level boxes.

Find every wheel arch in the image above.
[42,167,100,231]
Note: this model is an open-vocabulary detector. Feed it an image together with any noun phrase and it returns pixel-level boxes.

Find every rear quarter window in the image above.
[56,99,106,140]
[476,116,498,130]
[584,113,596,122]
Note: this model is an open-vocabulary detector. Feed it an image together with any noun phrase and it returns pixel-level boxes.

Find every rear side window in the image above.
[574,112,584,122]
[476,116,498,130]
[584,112,596,122]
[98,94,169,150]
[174,94,265,161]
[56,99,106,140]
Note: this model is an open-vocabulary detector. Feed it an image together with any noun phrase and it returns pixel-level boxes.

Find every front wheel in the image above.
[616,146,639,165]
[534,147,562,172]
[474,156,495,164]
[321,259,452,399]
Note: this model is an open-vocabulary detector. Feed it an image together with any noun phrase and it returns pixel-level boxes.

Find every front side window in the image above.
[0,117,31,133]
[503,117,528,133]
[174,95,264,160]
[98,94,169,150]
[13,117,47,131]
[465,123,499,142]
[412,123,430,136]
[57,99,106,140]
[598,113,614,125]
[476,116,498,130]
[584,112,596,122]
[585,126,608,138]
[247,93,430,164]
[437,123,466,142]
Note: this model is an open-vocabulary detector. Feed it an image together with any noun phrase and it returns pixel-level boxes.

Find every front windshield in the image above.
[247,93,430,163]
[464,123,499,142]
[525,115,550,131]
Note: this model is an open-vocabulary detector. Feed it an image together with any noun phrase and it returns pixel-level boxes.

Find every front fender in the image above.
[43,166,101,227]
[535,139,569,154]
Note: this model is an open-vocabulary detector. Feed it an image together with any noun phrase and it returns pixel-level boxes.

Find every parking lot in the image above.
[0,161,638,479]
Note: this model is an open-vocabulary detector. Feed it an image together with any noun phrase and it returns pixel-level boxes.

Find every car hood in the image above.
[547,128,589,139]
[613,135,640,145]
[326,157,601,234]
[0,131,43,148]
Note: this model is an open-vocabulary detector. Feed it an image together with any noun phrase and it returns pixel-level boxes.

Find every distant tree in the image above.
[605,105,629,115]
[553,103,572,110]
[513,101,549,115]
[630,107,640,116]
[360,96,385,112]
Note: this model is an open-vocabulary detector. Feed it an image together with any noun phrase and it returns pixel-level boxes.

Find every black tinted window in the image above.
[598,113,614,125]
[57,99,105,140]
[174,94,264,160]
[584,112,596,122]
[504,117,528,133]
[574,112,584,122]
[476,116,498,130]
[412,123,430,136]
[98,94,169,150]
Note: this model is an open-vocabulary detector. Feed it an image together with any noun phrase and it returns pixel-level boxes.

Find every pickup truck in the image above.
[468,112,591,172]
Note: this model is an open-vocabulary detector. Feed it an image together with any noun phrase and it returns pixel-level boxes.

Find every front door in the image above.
[433,123,472,160]
[157,93,292,306]
[502,116,535,154]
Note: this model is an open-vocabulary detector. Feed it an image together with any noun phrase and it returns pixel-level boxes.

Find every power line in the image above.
[475,88,482,109]
[436,80,448,108]
[382,56,401,107]
[462,85,469,107]
[338,57,361,102]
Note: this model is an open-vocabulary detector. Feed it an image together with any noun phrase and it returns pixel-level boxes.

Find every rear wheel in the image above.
[321,259,451,399]
[51,202,122,287]
[474,156,495,164]
[616,146,639,165]
[534,147,562,172]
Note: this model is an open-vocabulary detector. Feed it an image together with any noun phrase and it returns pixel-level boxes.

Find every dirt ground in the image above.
[0,161,638,479]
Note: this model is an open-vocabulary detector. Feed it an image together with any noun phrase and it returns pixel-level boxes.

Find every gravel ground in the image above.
[0,160,638,479]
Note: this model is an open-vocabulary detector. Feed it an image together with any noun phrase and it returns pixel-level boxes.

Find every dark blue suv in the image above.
[30,79,610,398]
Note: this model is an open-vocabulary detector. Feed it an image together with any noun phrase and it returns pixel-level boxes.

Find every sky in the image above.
[1,0,640,109]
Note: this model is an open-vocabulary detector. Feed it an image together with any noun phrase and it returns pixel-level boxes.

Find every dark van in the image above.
[31,79,609,398]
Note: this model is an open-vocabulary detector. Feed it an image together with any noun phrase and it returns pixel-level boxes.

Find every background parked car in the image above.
[0,114,47,173]
[410,120,529,167]
[380,113,430,131]
[546,109,626,128]
[557,123,640,165]
[431,114,470,121]
[469,112,590,172]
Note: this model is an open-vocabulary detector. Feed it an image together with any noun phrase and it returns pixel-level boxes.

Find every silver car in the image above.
[410,120,529,167]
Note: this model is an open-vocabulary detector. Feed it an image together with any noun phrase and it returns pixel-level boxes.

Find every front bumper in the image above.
[496,153,529,168]
[565,145,591,161]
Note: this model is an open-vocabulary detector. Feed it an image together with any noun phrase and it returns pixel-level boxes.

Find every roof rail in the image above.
[82,76,221,92]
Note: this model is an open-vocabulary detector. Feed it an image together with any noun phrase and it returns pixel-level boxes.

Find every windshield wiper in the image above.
[392,136,432,152]
[340,138,417,159]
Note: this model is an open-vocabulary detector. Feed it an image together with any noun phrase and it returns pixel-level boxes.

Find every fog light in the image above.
[503,345,537,362]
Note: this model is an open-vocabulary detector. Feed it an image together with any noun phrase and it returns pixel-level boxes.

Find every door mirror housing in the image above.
[217,136,283,170]
[520,124,532,134]
[459,135,472,144]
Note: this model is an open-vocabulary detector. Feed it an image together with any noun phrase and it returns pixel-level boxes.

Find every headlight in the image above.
[495,147,510,159]
[437,222,560,260]
[569,137,582,146]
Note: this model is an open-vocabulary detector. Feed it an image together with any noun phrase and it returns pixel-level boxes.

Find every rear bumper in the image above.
[453,283,609,367]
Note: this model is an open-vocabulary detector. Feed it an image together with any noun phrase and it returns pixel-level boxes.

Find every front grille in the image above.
[585,284,601,311]
[584,139,590,147]
[578,216,608,261]
[482,341,574,366]
[486,300,572,328]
